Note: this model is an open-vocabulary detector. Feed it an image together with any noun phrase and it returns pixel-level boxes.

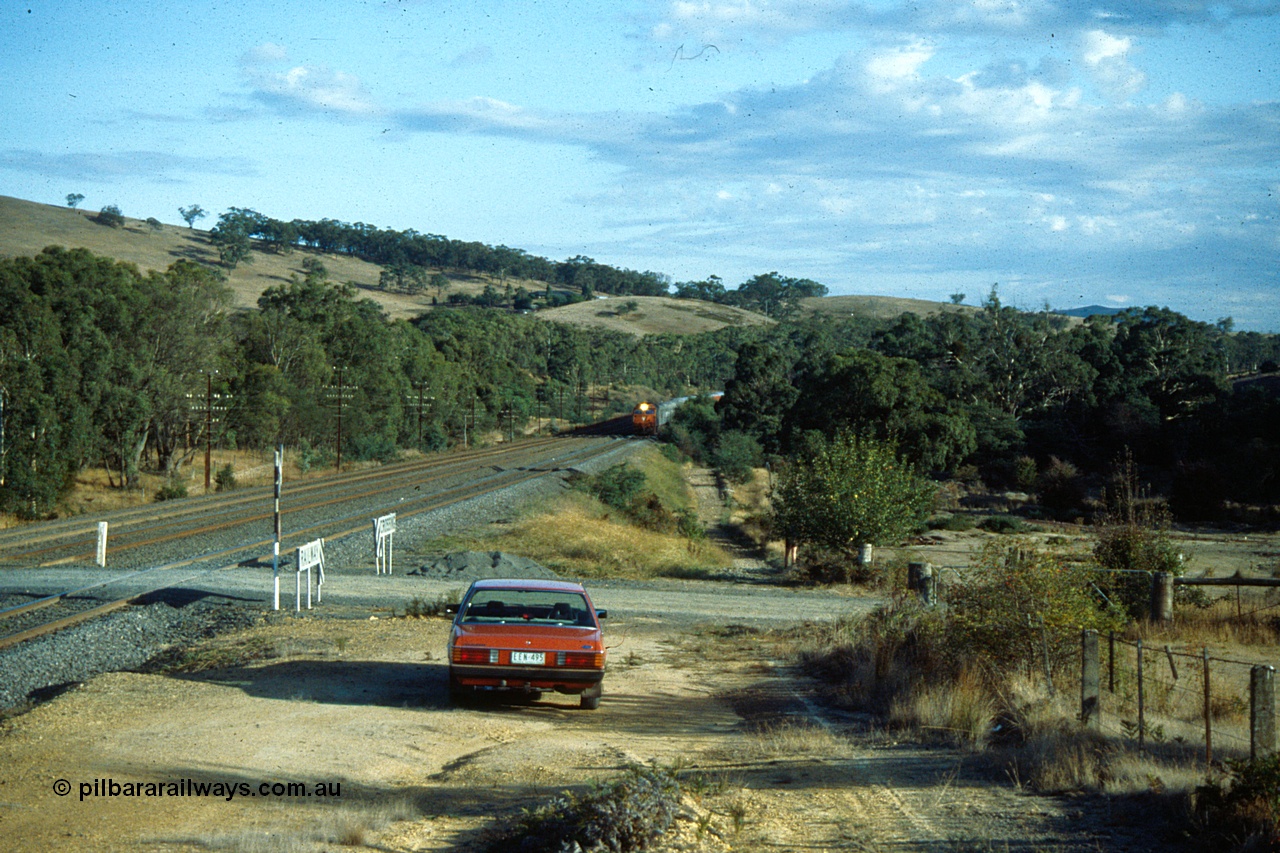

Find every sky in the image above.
[2,1,1278,330]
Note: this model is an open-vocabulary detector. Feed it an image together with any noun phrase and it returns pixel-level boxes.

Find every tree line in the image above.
[679,288,1280,529]
[2,247,1277,526]
[0,246,749,516]
[195,206,673,298]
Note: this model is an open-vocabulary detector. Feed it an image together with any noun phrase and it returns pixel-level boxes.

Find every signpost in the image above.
[373,513,396,575]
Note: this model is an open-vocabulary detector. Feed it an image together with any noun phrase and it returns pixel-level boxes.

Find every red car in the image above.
[446,578,608,709]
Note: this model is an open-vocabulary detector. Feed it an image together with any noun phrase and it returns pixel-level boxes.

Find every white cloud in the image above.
[240,43,378,117]
[1081,29,1146,100]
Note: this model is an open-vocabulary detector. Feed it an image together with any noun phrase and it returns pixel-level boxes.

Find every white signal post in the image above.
[95,522,108,567]
[272,445,282,610]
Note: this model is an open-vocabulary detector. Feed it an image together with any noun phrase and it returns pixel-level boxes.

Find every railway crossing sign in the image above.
[296,538,325,611]
[373,513,396,575]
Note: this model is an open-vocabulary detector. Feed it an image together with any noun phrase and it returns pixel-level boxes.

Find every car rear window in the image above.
[461,589,593,625]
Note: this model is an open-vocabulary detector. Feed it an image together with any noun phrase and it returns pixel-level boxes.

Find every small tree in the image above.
[713,430,762,485]
[210,221,252,269]
[65,193,84,209]
[145,217,163,234]
[1092,450,1184,618]
[772,432,935,573]
[95,204,125,228]
[179,204,207,229]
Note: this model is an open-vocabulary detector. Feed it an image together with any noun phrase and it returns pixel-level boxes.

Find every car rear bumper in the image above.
[450,664,604,689]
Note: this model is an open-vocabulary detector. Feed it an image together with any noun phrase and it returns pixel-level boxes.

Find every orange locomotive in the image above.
[631,401,658,435]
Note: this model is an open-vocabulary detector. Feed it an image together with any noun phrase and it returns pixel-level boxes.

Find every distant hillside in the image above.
[535,295,774,337]
[1054,305,1126,319]
[799,294,981,321]
[0,194,539,321]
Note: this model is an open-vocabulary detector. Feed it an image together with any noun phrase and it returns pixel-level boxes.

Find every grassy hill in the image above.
[3,193,977,332]
[0,194,541,321]
[799,294,981,321]
[534,295,774,337]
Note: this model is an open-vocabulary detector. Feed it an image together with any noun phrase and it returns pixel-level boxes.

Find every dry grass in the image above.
[187,796,419,852]
[534,295,773,338]
[739,719,846,760]
[888,667,996,751]
[1136,596,1280,649]
[445,492,732,580]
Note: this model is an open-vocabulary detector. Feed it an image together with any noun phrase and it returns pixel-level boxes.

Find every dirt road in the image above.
[0,579,1163,853]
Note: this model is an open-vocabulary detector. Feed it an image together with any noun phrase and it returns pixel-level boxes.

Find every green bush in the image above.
[978,514,1029,534]
[95,204,125,228]
[947,539,1125,675]
[214,463,236,492]
[350,432,399,463]
[713,430,762,485]
[155,478,188,501]
[579,464,647,514]
[772,432,935,565]
[1037,456,1086,517]
[929,514,976,531]
[1092,454,1183,618]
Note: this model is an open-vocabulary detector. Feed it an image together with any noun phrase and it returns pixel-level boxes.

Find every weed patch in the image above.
[490,765,681,853]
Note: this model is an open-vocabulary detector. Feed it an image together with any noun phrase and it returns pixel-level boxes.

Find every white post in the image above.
[373,513,396,575]
[296,538,325,611]
[96,522,108,567]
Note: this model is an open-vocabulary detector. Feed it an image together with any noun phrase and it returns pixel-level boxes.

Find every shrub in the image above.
[214,463,236,492]
[95,204,125,228]
[350,433,399,463]
[1037,456,1086,517]
[578,464,647,513]
[947,539,1125,676]
[713,430,762,485]
[492,766,681,853]
[1193,755,1280,848]
[772,432,935,566]
[1092,452,1183,618]
[978,514,1030,534]
[155,478,188,501]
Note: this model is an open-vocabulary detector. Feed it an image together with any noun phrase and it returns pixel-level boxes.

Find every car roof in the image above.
[468,578,587,593]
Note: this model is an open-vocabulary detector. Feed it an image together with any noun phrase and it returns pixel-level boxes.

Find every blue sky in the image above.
[2,0,1278,329]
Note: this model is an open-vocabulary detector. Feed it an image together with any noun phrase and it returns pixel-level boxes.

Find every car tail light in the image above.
[452,647,498,664]
[563,652,605,668]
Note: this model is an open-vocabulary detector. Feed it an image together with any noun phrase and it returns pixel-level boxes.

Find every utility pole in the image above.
[412,382,430,449]
[200,369,218,492]
[333,366,345,472]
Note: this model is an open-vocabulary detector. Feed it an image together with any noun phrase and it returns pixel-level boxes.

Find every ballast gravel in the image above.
[0,599,262,712]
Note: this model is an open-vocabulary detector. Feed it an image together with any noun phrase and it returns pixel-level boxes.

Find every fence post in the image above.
[1203,648,1212,767]
[1151,572,1174,622]
[907,562,934,605]
[1081,630,1100,729]
[1137,639,1146,753]
[1108,631,1116,693]
[1251,665,1276,760]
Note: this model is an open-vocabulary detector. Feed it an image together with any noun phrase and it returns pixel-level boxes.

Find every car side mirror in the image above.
[595,609,608,619]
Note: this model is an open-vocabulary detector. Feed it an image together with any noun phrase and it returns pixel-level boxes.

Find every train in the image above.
[631,393,723,436]
[631,402,658,435]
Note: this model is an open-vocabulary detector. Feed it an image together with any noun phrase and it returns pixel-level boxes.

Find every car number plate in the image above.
[511,651,545,665]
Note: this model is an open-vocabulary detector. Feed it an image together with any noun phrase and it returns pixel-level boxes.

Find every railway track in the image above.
[0,435,593,568]
[0,435,632,651]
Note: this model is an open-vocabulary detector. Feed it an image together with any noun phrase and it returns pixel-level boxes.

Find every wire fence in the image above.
[1087,631,1274,767]
[906,561,1280,767]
